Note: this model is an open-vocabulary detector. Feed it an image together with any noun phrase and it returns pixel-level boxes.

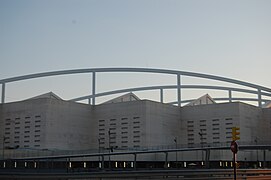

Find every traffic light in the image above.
[232,127,240,141]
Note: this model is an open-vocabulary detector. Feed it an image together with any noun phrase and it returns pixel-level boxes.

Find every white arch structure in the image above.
[0,68,271,107]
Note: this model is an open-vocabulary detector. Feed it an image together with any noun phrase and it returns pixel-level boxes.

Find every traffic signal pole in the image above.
[231,127,240,180]
[233,152,237,180]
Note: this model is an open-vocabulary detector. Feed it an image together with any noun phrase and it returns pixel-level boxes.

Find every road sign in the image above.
[230,141,238,154]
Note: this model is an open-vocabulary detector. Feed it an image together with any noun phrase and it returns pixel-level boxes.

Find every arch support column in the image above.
[1,83,5,104]
[160,88,163,103]
[92,72,96,105]
[228,90,232,103]
[258,89,262,107]
[177,74,181,107]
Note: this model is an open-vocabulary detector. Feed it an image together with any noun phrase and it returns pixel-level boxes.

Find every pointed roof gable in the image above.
[28,92,62,100]
[103,92,140,104]
[185,94,216,106]
[263,101,271,108]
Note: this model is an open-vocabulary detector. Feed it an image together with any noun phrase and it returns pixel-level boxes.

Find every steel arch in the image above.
[1,68,271,106]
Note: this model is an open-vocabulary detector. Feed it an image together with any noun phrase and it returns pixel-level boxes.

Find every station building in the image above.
[0,92,271,163]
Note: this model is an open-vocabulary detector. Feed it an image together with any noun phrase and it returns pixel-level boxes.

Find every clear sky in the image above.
[0,0,271,103]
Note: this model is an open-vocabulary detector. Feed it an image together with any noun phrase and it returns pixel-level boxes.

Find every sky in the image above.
[0,0,271,104]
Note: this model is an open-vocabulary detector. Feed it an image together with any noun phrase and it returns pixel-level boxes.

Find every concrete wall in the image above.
[0,98,49,150]
[145,101,181,148]
[180,102,240,146]
[93,100,146,150]
[44,99,94,150]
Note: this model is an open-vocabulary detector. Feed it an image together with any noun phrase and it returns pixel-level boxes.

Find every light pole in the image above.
[174,137,178,167]
[98,138,101,161]
[198,130,204,163]
[255,137,259,166]
[2,136,7,160]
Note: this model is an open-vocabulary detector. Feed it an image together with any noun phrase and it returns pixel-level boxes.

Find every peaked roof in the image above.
[185,94,216,106]
[263,101,271,108]
[103,92,140,104]
[28,92,62,100]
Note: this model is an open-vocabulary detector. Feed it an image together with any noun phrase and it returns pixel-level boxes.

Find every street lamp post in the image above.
[2,136,7,160]
[108,130,111,169]
[198,130,204,163]
[98,138,101,162]
[174,137,178,167]
[255,138,259,167]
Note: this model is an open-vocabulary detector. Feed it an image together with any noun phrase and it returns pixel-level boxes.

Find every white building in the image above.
[0,92,270,162]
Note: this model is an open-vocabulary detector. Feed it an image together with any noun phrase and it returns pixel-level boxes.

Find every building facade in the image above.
[0,93,271,162]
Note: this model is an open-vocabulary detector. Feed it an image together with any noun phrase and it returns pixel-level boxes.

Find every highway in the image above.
[1,168,271,180]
